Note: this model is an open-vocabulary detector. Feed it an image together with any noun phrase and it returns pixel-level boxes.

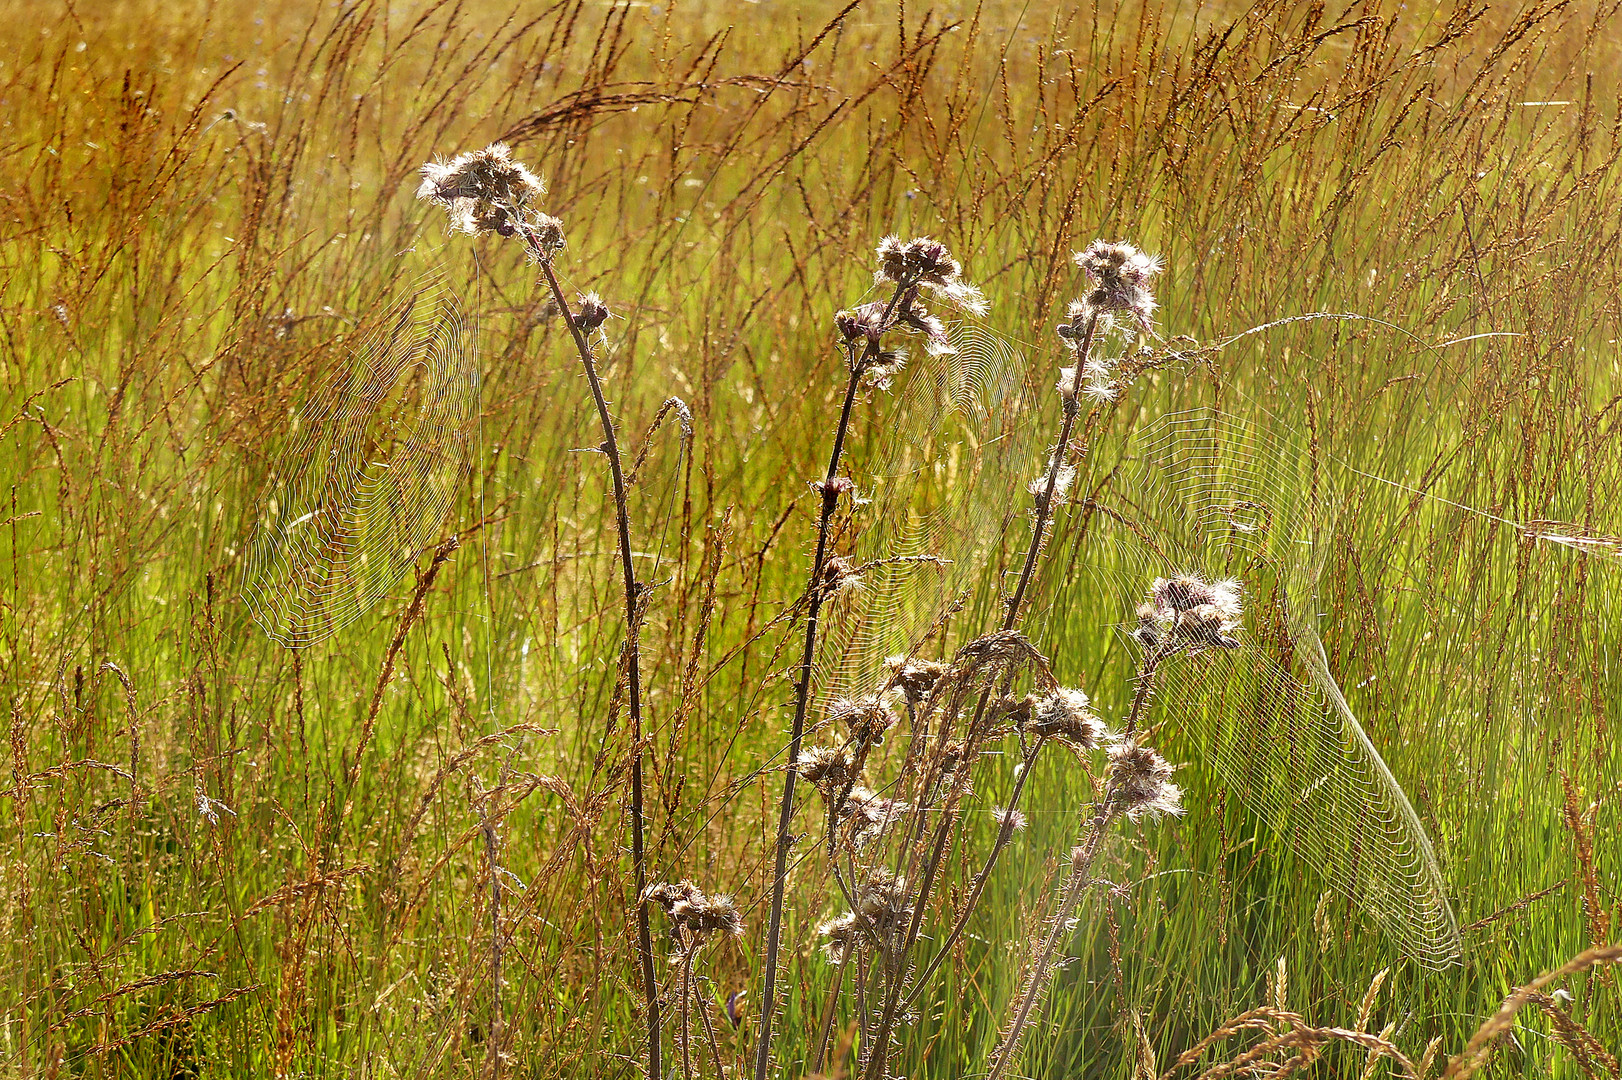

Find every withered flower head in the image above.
[818,555,863,600]
[828,695,898,748]
[817,912,861,964]
[1072,239,1162,332]
[884,655,947,707]
[835,300,889,344]
[855,867,913,944]
[874,235,987,315]
[840,785,910,849]
[417,143,546,239]
[992,806,1029,834]
[574,292,610,332]
[1017,686,1108,750]
[643,879,745,946]
[795,744,856,797]
[1028,464,1077,509]
[1137,574,1242,650]
[1107,741,1184,821]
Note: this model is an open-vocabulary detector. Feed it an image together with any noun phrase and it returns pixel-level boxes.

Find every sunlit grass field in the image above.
[1,0,1618,1076]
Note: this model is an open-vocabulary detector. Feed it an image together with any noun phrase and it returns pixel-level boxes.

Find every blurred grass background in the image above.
[0,0,1618,1076]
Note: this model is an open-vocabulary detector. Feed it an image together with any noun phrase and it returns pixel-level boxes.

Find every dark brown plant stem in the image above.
[901,735,1048,1012]
[534,257,661,1080]
[752,281,911,1080]
[864,313,1103,1080]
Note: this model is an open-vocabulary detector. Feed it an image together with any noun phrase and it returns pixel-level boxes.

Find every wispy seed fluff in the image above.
[1017,686,1108,750]
[1028,463,1077,506]
[796,744,856,797]
[417,143,546,238]
[1135,573,1243,650]
[884,655,947,708]
[1107,741,1184,821]
[875,236,989,316]
[643,880,746,946]
[1066,239,1162,334]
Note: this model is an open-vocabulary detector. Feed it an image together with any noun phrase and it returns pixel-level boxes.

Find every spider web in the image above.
[240,263,479,648]
[816,311,1475,964]
[1069,409,1463,967]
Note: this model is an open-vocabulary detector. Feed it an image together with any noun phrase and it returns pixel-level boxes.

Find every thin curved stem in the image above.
[536,257,662,1080]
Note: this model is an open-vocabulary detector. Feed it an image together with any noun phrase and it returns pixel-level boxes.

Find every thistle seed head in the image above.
[417,143,546,238]
[884,655,947,707]
[818,555,863,601]
[992,806,1029,834]
[1073,239,1162,332]
[1140,574,1243,650]
[1107,741,1184,821]
[817,912,862,964]
[643,880,745,946]
[796,744,857,797]
[1018,686,1108,750]
[574,292,610,332]
[855,868,913,944]
[874,235,987,315]
[828,695,898,748]
[840,785,910,849]
[1028,464,1077,508]
[835,300,889,344]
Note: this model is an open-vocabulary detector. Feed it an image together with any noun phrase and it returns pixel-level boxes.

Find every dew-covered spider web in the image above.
[241,262,479,648]
[1064,408,1463,967]
[812,321,1048,705]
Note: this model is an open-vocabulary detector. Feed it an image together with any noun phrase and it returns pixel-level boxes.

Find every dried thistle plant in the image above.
[754,235,985,1080]
[420,142,686,1080]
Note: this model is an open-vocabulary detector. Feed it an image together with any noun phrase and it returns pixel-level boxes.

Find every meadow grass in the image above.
[1,0,1618,1076]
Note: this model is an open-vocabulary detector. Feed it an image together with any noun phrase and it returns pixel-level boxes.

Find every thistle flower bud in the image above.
[1072,239,1162,332]
[884,655,947,707]
[574,292,610,332]
[1107,741,1184,821]
[1017,686,1108,750]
